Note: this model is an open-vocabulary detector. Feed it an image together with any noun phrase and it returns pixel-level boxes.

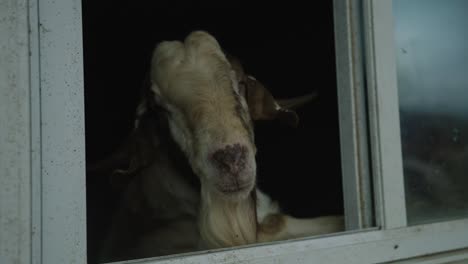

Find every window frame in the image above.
[36,0,87,263]
[335,0,374,230]
[0,0,33,263]
[1,0,468,263]
[363,0,408,229]
[0,0,87,263]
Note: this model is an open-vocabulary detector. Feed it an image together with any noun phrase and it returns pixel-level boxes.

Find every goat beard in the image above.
[198,186,258,249]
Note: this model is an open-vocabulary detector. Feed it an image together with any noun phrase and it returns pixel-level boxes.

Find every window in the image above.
[2,0,468,264]
[83,1,346,263]
[394,0,468,225]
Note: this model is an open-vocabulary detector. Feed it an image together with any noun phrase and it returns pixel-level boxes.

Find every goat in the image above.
[96,31,344,263]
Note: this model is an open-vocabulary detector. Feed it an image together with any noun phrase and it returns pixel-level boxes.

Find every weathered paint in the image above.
[0,0,32,263]
[38,0,87,263]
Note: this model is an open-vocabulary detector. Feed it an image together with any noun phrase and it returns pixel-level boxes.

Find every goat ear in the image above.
[244,76,317,127]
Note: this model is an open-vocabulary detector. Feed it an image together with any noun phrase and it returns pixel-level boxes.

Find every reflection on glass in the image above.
[394,0,468,224]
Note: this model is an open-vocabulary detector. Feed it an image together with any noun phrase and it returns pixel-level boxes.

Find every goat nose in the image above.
[211,144,247,175]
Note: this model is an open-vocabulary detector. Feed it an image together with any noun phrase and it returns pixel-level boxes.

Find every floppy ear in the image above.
[225,54,317,126]
[244,75,317,127]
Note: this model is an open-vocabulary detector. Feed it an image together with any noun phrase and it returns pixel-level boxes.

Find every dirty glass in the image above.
[394,0,468,224]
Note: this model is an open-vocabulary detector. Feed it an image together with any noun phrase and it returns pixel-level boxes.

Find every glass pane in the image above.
[394,0,468,224]
[83,1,344,263]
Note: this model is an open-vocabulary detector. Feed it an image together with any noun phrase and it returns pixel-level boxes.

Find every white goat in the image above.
[97,31,343,262]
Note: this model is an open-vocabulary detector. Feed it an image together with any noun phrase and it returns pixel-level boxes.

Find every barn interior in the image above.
[82,1,343,262]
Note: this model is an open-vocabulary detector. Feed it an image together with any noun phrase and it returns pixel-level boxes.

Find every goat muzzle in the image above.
[211,143,247,175]
[211,143,255,195]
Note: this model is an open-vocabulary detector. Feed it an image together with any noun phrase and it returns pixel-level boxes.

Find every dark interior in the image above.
[82,1,343,262]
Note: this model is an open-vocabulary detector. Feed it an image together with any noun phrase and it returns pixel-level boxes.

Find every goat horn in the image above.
[277,91,318,109]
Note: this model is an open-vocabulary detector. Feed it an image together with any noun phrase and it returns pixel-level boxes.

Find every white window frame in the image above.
[1,0,468,263]
[1,0,86,263]
[335,0,374,230]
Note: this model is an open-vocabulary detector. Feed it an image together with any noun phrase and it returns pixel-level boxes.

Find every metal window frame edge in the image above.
[28,0,43,263]
[363,0,407,229]
[334,0,374,230]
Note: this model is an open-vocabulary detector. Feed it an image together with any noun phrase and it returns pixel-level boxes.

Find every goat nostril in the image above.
[212,144,247,174]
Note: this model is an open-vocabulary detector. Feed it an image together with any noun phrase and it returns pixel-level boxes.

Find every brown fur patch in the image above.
[258,213,286,235]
